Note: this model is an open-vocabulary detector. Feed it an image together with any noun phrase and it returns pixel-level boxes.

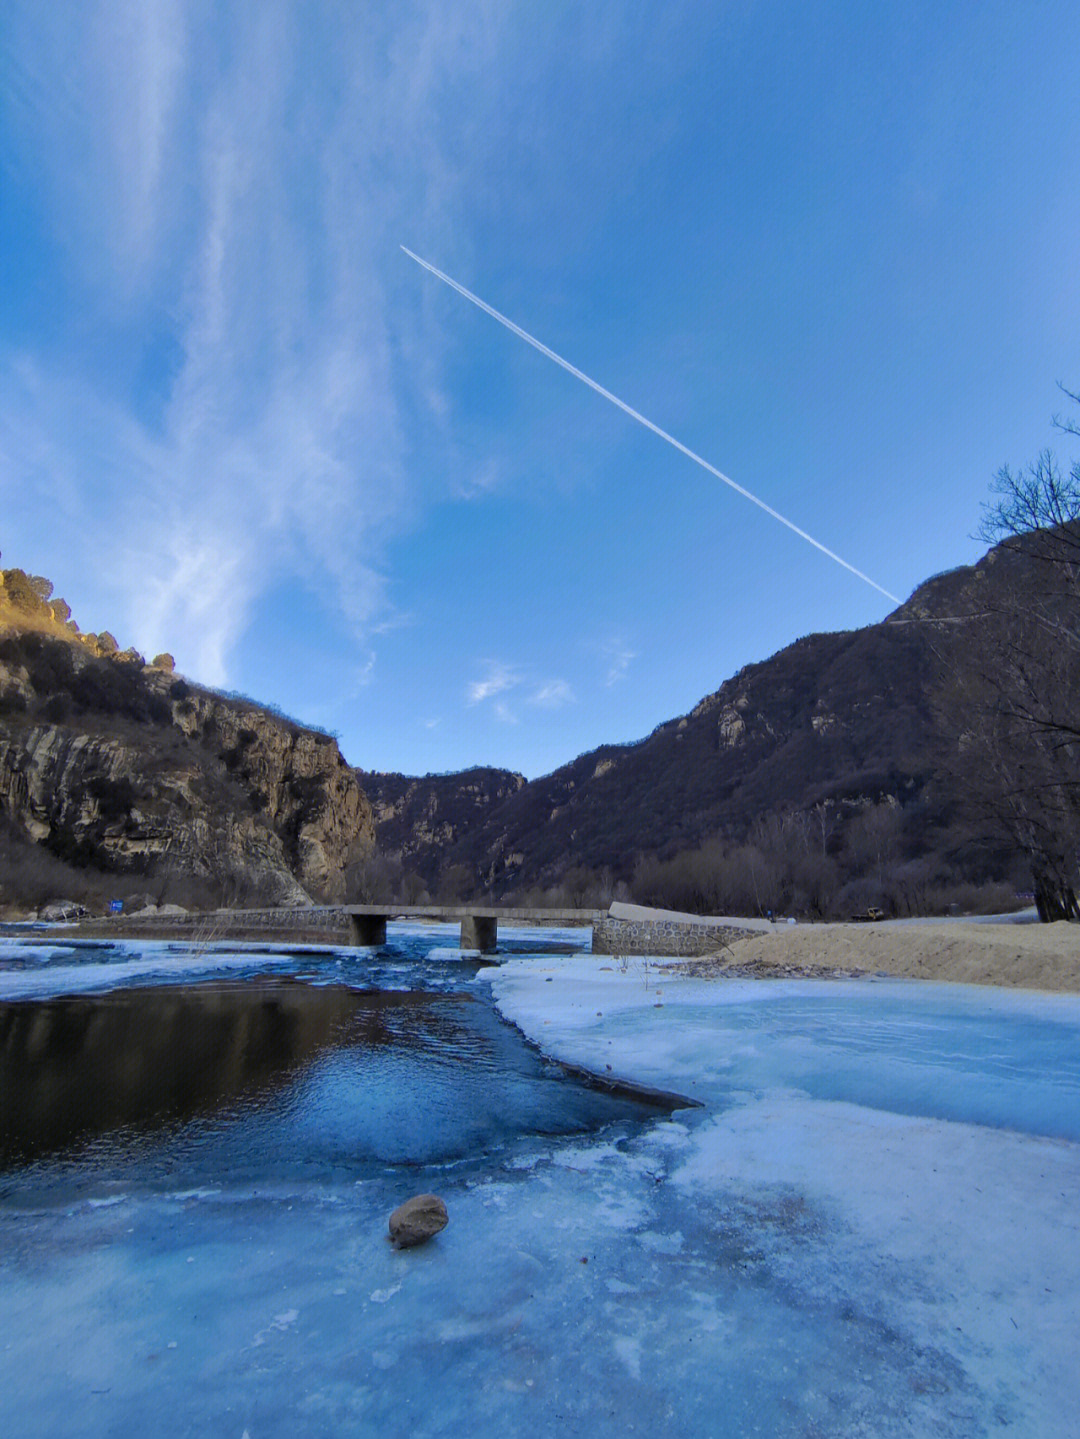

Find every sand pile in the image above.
[678,920,1080,994]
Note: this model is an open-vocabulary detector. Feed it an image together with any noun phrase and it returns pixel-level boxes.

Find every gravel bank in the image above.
[673,920,1080,993]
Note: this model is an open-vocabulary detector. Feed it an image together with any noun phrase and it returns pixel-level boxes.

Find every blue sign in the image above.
[109,900,124,914]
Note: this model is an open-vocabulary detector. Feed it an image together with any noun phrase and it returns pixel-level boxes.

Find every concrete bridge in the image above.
[90,901,759,958]
[342,905,601,953]
[343,901,764,956]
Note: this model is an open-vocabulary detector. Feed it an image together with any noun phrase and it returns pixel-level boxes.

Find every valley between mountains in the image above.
[0,538,1050,918]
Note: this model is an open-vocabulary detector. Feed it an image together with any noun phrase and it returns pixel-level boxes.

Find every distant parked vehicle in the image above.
[850,907,885,923]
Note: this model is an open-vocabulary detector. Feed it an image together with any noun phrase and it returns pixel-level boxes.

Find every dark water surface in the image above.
[0,934,669,1203]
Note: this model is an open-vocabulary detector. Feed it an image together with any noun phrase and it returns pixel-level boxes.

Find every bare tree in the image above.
[936,388,1080,920]
[436,863,473,903]
[345,850,402,903]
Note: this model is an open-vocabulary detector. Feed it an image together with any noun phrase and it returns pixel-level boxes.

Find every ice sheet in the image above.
[485,956,1080,1436]
[3,942,1079,1436]
[0,939,301,999]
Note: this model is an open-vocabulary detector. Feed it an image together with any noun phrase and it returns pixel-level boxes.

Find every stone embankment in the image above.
[79,906,352,945]
[592,902,765,957]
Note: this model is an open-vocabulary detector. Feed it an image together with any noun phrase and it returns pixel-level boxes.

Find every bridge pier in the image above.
[348,912,387,946]
[339,904,597,953]
[460,915,498,953]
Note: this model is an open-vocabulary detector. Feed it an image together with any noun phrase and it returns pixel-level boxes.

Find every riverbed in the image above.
[2,926,1078,1437]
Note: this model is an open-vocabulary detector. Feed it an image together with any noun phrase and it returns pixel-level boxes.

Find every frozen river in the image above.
[2,925,1078,1436]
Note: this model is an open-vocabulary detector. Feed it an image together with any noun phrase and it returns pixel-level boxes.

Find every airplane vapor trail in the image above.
[402,246,900,605]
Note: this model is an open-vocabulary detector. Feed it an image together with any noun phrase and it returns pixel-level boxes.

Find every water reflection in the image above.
[0,981,486,1166]
[0,978,670,1182]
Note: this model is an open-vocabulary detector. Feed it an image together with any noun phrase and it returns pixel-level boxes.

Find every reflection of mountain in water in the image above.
[0,980,478,1166]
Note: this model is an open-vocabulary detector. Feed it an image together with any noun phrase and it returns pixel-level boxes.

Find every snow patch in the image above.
[369,1286,402,1305]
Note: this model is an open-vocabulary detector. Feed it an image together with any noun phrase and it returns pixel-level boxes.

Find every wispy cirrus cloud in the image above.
[468,665,574,719]
[529,679,575,708]
[467,662,521,705]
[452,458,503,501]
[0,0,507,683]
[601,639,638,686]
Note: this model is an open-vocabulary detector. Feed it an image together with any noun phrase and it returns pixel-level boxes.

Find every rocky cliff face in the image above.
[356,767,526,882]
[0,573,374,907]
[169,684,373,898]
[357,616,941,897]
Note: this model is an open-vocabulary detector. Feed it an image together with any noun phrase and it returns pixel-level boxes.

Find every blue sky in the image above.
[3,2,1079,779]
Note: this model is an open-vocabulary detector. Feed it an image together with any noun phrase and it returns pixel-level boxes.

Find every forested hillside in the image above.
[362,544,1035,917]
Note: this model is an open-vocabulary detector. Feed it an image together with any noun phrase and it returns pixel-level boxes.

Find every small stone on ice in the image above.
[389,1194,448,1249]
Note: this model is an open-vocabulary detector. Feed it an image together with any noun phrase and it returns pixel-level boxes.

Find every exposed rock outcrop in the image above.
[357,767,525,880]
[168,686,373,898]
[0,571,375,907]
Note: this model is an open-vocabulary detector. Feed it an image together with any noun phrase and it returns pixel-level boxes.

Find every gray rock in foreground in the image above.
[40,900,89,922]
[389,1194,448,1249]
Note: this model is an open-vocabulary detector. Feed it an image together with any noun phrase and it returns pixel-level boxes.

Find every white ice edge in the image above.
[482,954,1080,1433]
[0,943,302,1000]
[0,922,591,1001]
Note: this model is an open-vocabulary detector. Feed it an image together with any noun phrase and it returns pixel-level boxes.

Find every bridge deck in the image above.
[338,905,602,924]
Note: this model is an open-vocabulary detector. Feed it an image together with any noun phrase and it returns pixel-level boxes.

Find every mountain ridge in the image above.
[360,548,1018,909]
[0,541,1028,917]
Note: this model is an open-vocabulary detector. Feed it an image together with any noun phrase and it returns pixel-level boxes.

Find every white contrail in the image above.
[402,246,901,605]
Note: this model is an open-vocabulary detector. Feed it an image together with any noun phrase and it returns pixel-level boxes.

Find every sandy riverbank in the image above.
[674,919,1080,993]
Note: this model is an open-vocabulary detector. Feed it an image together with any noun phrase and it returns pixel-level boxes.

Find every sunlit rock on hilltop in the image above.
[0,566,374,911]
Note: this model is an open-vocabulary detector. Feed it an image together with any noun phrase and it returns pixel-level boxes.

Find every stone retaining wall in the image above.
[81,907,350,943]
[591,914,755,957]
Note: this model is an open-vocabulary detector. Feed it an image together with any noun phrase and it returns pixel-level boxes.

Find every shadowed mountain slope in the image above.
[362,550,1017,900]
